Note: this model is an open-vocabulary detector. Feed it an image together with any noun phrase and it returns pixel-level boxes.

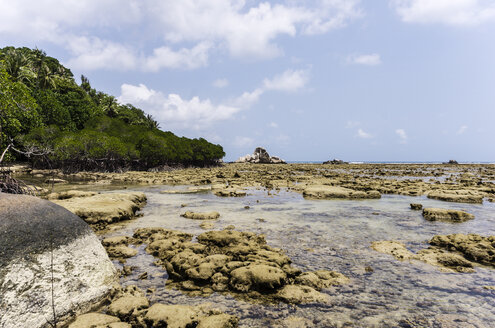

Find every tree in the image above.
[0,61,41,161]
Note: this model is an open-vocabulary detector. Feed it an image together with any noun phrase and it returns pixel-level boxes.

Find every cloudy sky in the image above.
[1,0,494,162]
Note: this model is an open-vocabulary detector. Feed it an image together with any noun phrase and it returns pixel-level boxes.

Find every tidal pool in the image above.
[103,186,495,327]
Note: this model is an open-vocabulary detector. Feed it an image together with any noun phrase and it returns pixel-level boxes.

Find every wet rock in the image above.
[372,233,495,273]
[45,190,97,200]
[197,313,239,328]
[144,303,238,328]
[214,187,247,197]
[108,295,149,321]
[134,227,348,303]
[427,190,483,204]
[68,313,129,328]
[200,221,215,230]
[410,203,423,210]
[106,245,138,259]
[181,211,220,220]
[0,193,117,328]
[416,249,474,273]
[230,264,287,292]
[422,208,474,222]
[102,236,132,247]
[274,316,314,328]
[428,234,495,267]
[52,192,147,230]
[303,186,381,200]
[161,186,211,194]
[276,285,329,304]
[371,241,414,261]
[145,304,197,328]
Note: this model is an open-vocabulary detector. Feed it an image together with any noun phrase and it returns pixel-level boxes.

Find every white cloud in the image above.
[65,37,211,71]
[65,36,137,71]
[116,66,309,131]
[357,128,373,139]
[232,68,310,108]
[395,128,408,143]
[232,88,265,108]
[347,53,382,66]
[154,0,362,58]
[390,0,495,25]
[233,136,255,148]
[0,0,362,70]
[269,122,279,128]
[457,125,468,134]
[144,42,211,71]
[263,69,309,92]
[213,78,229,88]
[118,83,241,130]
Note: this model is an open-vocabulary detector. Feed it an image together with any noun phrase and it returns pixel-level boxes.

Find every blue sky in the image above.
[1,0,494,161]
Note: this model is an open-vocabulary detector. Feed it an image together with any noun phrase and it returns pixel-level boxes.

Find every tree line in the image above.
[0,46,225,171]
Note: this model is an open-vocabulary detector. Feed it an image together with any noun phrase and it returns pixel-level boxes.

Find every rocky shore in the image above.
[3,162,495,327]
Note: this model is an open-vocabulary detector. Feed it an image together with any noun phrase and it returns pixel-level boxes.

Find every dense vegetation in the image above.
[0,47,224,171]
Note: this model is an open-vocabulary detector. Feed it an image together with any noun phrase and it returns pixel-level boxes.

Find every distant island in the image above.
[0,47,224,171]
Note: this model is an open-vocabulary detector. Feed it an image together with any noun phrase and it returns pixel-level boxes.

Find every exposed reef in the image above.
[131,227,348,304]
[372,233,495,273]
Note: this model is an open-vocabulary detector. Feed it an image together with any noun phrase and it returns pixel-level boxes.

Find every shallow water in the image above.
[103,185,495,327]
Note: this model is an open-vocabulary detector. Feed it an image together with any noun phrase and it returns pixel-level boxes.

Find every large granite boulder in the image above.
[0,193,117,328]
[235,147,286,164]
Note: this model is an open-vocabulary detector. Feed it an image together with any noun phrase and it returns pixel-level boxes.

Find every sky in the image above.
[1,0,494,162]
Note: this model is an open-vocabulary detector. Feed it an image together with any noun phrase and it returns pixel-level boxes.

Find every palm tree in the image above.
[146,114,160,130]
[0,49,35,84]
[31,48,56,89]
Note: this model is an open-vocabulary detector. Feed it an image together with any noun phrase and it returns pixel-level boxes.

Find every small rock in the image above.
[422,208,474,222]
[410,203,423,210]
[181,211,220,220]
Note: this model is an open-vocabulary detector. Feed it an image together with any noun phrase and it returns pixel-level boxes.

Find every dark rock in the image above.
[410,203,423,210]
[323,159,348,165]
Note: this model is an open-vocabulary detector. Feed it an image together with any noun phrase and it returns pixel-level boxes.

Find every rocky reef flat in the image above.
[4,163,495,327]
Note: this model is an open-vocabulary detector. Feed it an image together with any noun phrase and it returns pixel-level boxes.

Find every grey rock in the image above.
[0,193,117,328]
[235,147,286,164]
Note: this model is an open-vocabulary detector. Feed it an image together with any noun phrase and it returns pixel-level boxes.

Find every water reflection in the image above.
[103,186,495,327]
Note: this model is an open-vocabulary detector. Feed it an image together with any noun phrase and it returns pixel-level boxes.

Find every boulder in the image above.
[422,208,474,222]
[235,147,286,164]
[0,193,117,328]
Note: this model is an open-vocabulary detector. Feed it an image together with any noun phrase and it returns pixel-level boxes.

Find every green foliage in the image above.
[0,61,42,160]
[53,130,135,162]
[0,46,225,169]
[33,89,74,130]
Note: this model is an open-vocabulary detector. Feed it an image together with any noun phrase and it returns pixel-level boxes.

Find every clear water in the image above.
[102,185,495,327]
